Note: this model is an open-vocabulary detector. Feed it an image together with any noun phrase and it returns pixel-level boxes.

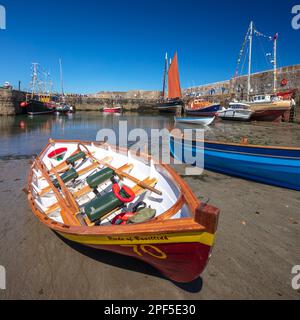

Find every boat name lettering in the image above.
[107,235,169,242]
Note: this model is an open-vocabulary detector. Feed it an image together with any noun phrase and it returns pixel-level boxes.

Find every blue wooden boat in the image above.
[170,133,300,191]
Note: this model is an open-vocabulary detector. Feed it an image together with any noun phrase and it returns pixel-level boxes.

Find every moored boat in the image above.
[230,22,292,122]
[27,139,220,283]
[55,59,75,115]
[217,102,253,121]
[185,100,222,117]
[103,106,122,113]
[170,132,300,191]
[156,53,183,113]
[20,63,56,115]
[55,103,75,114]
[175,116,215,126]
[21,96,56,115]
[248,95,291,122]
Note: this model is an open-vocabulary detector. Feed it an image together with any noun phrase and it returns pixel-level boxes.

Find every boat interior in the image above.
[30,141,192,227]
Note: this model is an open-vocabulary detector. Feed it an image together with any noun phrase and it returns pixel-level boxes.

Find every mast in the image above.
[273,33,278,93]
[247,21,253,100]
[59,58,65,102]
[31,63,38,99]
[162,53,168,99]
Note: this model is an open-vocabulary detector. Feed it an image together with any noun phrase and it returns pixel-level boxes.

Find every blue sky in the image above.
[0,0,299,93]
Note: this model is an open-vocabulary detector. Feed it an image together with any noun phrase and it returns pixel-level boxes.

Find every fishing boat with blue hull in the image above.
[170,133,300,191]
[185,100,222,117]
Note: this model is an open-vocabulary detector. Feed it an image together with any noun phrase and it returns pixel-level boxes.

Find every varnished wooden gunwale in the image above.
[28,139,220,238]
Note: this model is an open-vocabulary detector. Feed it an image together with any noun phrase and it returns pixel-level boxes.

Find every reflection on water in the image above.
[0,112,299,158]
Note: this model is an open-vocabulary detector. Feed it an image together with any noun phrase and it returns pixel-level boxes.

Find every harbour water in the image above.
[1,112,300,159]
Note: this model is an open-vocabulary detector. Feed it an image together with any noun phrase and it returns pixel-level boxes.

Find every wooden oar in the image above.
[34,158,81,226]
[51,165,81,216]
[73,163,133,199]
[78,143,162,196]
[39,156,112,196]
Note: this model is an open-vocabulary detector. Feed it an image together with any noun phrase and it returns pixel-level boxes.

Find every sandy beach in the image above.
[0,158,299,300]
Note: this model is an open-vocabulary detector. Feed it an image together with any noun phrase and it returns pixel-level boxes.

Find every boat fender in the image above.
[52,167,79,188]
[20,102,29,108]
[66,151,86,166]
[86,167,115,189]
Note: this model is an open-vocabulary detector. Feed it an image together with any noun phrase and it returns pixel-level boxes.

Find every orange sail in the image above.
[168,52,182,100]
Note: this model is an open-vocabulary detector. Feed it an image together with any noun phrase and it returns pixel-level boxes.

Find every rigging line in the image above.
[257,33,272,68]
[234,27,250,77]
[253,23,273,40]
[240,44,249,76]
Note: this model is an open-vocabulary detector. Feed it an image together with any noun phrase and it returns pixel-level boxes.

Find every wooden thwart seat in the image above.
[39,156,112,196]
[45,163,134,215]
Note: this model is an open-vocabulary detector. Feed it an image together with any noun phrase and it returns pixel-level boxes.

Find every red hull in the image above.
[89,242,211,283]
[251,109,287,122]
[103,108,122,113]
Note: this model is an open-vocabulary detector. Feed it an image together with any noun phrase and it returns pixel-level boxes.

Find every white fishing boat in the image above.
[217,103,253,121]
[174,116,215,126]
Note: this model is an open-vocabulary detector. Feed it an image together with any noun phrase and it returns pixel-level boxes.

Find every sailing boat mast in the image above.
[162,53,168,99]
[59,58,65,102]
[247,21,253,100]
[31,63,38,99]
[273,33,278,93]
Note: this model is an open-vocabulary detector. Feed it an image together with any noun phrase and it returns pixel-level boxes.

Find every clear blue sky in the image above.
[0,0,299,93]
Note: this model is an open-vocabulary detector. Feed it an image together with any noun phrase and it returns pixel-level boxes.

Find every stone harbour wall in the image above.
[66,96,159,112]
[0,88,26,116]
[184,64,300,102]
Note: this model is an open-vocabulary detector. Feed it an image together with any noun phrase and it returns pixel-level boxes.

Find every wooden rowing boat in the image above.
[170,132,300,191]
[27,139,220,283]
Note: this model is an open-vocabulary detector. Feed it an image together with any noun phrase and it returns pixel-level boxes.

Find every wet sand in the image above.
[0,159,299,300]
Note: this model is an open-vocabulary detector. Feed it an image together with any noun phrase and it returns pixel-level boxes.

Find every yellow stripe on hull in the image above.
[59,231,215,247]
